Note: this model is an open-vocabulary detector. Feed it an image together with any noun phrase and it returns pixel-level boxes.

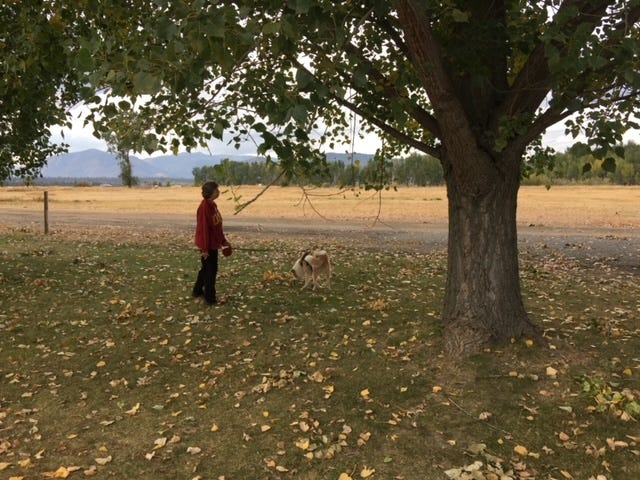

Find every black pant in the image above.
[193,250,218,304]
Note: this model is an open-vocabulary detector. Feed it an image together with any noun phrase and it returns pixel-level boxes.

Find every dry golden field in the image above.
[1,186,640,480]
[1,184,639,229]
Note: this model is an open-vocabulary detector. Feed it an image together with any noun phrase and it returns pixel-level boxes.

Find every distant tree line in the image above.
[525,141,640,186]
[193,154,444,187]
[193,142,640,187]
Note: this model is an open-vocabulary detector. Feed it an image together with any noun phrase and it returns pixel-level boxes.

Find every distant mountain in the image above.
[41,149,374,180]
[142,152,263,178]
[42,150,259,179]
[41,149,167,178]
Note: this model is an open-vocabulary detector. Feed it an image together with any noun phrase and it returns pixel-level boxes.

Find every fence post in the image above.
[44,190,49,234]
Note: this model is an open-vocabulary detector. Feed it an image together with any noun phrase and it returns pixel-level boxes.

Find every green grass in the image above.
[0,231,638,480]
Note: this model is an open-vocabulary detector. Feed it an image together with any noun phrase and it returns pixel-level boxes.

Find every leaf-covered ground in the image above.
[0,225,638,480]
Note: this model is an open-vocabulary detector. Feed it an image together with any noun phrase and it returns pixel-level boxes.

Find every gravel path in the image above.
[1,208,638,272]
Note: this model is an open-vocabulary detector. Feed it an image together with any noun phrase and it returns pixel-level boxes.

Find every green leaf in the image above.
[132,72,162,95]
[204,12,226,39]
[295,68,314,90]
[571,142,591,158]
[263,21,281,35]
[156,16,177,41]
[625,401,640,416]
[291,104,308,124]
[601,157,616,173]
[294,0,313,14]
[614,146,625,159]
[451,9,470,22]
[353,68,368,88]
[77,47,94,71]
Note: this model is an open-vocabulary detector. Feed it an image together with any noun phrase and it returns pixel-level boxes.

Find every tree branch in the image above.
[506,3,640,154]
[233,169,285,215]
[331,91,441,157]
[343,43,442,137]
[293,59,441,157]
[498,0,612,122]
[395,0,498,189]
[394,0,477,155]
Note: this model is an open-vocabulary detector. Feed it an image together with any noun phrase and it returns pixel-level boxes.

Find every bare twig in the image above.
[233,170,286,215]
[445,396,514,438]
[294,186,331,221]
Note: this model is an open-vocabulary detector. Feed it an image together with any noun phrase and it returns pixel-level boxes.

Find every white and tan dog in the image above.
[291,250,332,290]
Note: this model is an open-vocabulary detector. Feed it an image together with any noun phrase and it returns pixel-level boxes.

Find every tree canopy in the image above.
[3,1,639,178]
[0,1,82,179]
[2,0,640,354]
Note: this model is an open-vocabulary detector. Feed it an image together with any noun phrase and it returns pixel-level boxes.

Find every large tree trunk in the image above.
[442,150,539,355]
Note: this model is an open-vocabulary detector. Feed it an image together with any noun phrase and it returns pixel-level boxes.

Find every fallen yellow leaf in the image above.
[360,388,370,399]
[44,466,81,479]
[295,438,310,450]
[125,403,140,415]
[358,432,372,446]
[153,437,167,449]
[83,466,97,477]
[360,467,375,478]
[323,385,335,398]
[338,473,353,480]
[514,445,528,456]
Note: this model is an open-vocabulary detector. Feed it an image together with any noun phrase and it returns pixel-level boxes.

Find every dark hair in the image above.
[201,181,219,199]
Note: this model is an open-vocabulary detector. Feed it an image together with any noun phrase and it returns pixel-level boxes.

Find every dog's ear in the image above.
[300,251,310,263]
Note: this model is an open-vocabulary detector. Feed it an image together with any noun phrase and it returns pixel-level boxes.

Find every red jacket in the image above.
[194,199,227,253]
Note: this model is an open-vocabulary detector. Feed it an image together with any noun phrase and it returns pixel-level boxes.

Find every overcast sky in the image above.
[51,126,384,158]
[51,107,639,158]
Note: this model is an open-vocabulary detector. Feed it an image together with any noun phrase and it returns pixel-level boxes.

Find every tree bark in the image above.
[396,0,541,355]
[442,150,539,355]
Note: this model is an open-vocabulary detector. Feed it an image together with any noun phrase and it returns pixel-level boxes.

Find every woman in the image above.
[193,181,231,305]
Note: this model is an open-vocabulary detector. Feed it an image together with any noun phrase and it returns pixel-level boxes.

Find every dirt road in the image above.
[1,207,638,272]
